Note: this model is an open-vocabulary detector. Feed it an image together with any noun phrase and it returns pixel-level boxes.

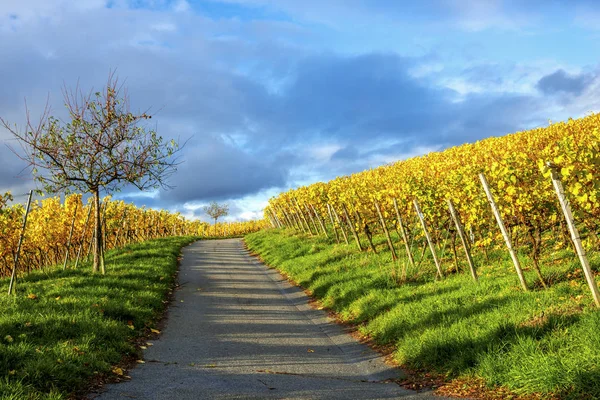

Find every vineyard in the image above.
[0,192,266,279]
[265,114,600,300]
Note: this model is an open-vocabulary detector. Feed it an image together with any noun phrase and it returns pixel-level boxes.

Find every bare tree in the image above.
[1,72,181,274]
[203,202,229,236]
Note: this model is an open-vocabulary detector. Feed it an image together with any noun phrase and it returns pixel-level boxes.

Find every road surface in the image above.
[91,239,439,399]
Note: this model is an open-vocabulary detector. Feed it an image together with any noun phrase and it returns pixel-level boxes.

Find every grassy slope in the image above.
[245,229,600,399]
[0,236,197,400]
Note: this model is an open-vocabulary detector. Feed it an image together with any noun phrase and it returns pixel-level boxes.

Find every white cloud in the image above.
[2,0,599,222]
[173,0,191,13]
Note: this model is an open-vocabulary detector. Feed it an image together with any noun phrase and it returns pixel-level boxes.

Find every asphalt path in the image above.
[91,239,440,400]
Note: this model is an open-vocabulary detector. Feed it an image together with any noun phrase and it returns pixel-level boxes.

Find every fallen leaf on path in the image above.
[307,349,314,353]
[112,367,124,376]
[136,360,145,364]
[150,329,161,334]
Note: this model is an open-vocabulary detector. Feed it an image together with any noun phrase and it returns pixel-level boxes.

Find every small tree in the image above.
[203,202,229,236]
[1,73,180,274]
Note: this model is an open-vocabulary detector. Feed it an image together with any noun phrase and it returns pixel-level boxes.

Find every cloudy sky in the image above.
[1,0,600,221]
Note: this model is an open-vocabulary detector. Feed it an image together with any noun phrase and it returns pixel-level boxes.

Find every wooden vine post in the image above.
[547,163,600,307]
[74,205,93,269]
[276,206,289,228]
[374,200,397,260]
[447,199,477,281]
[113,209,128,248]
[274,208,287,228]
[283,204,298,231]
[326,204,340,243]
[289,205,305,232]
[311,204,329,238]
[342,204,363,251]
[268,209,281,228]
[294,199,313,235]
[332,205,350,245]
[63,202,79,270]
[8,190,33,295]
[355,209,377,253]
[413,199,444,279]
[393,198,415,267]
[280,206,295,230]
[304,204,320,235]
[479,173,528,291]
[266,209,276,228]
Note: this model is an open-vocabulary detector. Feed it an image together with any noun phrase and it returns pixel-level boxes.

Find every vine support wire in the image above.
[8,190,33,296]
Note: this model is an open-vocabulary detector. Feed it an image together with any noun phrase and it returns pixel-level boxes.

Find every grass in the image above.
[0,236,198,400]
[245,228,600,399]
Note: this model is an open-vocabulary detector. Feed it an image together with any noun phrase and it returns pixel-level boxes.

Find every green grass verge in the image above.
[245,229,600,399]
[0,236,198,400]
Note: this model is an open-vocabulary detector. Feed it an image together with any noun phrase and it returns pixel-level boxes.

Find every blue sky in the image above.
[1,0,599,221]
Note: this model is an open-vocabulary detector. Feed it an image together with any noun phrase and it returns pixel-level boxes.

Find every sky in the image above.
[1,0,600,222]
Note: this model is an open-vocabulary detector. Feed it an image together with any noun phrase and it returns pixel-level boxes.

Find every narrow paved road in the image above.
[91,239,439,399]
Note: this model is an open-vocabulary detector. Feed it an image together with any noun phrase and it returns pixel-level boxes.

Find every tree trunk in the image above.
[526,224,548,289]
[92,190,105,274]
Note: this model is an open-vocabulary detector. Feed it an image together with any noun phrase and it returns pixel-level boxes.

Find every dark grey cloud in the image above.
[536,69,593,96]
[1,1,598,219]
[0,145,34,196]
[241,53,461,150]
[264,53,547,150]
[158,135,287,204]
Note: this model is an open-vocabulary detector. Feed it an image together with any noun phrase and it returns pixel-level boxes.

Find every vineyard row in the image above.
[0,192,267,281]
[264,114,600,305]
